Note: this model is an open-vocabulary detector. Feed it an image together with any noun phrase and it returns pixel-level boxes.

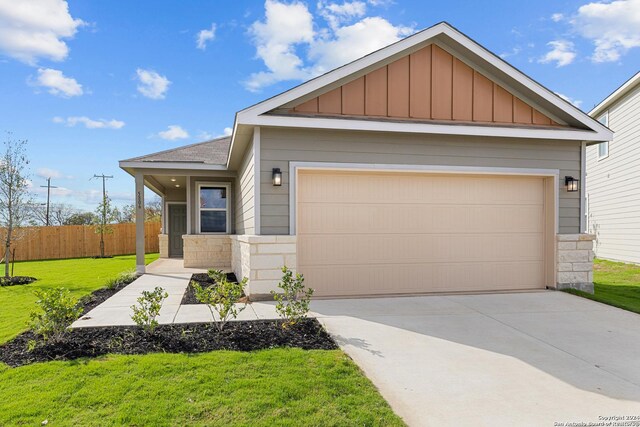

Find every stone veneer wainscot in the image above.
[556,234,595,293]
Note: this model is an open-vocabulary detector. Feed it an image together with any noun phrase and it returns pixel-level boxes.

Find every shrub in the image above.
[106,269,138,290]
[207,269,226,282]
[272,266,314,329]
[29,288,83,342]
[192,274,248,332]
[130,287,168,334]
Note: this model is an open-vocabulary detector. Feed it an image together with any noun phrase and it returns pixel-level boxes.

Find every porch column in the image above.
[135,171,145,274]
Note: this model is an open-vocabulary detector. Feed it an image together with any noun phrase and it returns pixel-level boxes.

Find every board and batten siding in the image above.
[259,127,581,235]
[235,138,256,234]
[586,83,640,263]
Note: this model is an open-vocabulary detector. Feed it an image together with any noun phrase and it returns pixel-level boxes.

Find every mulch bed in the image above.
[181,272,249,304]
[0,319,337,367]
[0,276,37,287]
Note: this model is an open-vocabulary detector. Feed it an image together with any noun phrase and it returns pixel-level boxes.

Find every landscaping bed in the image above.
[0,276,37,287]
[181,272,249,304]
[0,318,337,367]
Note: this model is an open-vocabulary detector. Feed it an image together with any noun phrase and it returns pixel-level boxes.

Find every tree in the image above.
[30,203,77,226]
[64,211,97,225]
[92,193,118,257]
[0,135,34,278]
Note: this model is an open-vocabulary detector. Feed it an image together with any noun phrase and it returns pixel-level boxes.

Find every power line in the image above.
[92,174,113,257]
[39,177,58,226]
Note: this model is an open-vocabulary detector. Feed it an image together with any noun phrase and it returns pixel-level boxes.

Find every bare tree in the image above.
[30,203,77,226]
[0,135,33,278]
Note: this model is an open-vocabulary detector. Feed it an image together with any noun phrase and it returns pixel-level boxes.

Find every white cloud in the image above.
[53,116,125,129]
[555,92,583,108]
[158,125,189,140]
[36,167,70,180]
[0,0,84,64]
[571,0,640,62]
[539,40,576,67]
[136,68,170,99]
[551,13,564,22]
[244,0,414,91]
[32,67,83,97]
[223,127,233,136]
[196,23,216,50]
[318,1,367,29]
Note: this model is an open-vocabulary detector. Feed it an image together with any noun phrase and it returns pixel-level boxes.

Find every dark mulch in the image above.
[0,276,37,287]
[0,318,337,367]
[181,272,248,304]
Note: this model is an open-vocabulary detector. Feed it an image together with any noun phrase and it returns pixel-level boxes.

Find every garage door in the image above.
[297,170,548,297]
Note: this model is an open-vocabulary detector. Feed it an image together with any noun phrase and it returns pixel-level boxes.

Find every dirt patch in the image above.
[0,276,37,287]
[181,272,249,304]
[0,319,337,367]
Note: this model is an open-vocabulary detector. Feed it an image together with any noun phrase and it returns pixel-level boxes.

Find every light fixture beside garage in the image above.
[565,176,579,192]
[272,168,282,186]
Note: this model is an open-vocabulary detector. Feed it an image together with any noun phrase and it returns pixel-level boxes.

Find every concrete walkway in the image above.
[310,292,640,427]
[72,258,278,328]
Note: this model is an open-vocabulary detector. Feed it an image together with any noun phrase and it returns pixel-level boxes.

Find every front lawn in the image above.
[0,254,158,344]
[0,349,404,426]
[563,258,640,314]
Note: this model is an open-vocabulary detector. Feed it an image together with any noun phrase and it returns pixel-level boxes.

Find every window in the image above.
[598,111,609,160]
[197,183,230,233]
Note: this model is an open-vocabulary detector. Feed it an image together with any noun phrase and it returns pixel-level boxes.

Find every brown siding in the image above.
[452,58,473,121]
[388,56,409,117]
[291,43,559,127]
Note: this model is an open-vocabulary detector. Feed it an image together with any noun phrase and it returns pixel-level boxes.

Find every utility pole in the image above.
[39,177,58,226]
[93,174,113,257]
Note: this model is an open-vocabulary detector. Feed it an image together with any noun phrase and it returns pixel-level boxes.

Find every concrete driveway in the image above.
[310,292,640,427]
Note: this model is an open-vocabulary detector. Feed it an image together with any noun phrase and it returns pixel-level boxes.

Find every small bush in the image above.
[130,287,168,334]
[106,269,138,290]
[271,266,314,329]
[29,288,83,342]
[193,273,248,332]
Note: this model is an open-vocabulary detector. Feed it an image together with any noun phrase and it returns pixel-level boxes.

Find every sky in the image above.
[0,0,638,211]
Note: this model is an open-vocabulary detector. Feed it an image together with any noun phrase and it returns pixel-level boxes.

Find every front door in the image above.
[168,204,187,257]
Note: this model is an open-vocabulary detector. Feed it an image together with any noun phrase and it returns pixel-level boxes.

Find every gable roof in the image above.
[590,71,640,118]
[120,136,231,170]
[229,22,612,167]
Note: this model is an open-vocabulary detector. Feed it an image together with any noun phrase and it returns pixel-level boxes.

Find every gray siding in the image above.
[260,127,582,235]
[235,139,256,234]
[586,83,640,263]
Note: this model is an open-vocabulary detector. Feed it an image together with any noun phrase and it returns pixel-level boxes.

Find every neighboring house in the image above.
[586,72,640,264]
[120,22,611,298]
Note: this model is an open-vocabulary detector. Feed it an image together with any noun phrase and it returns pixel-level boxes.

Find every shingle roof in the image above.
[122,136,231,165]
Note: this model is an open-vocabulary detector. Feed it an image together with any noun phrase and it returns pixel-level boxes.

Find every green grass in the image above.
[0,254,159,344]
[563,258,640,314]
[0,349,404,426]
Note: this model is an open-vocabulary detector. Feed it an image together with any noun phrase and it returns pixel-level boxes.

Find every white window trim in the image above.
[196,182,231,234]
[288,162,560,235]
[597,111,609,161]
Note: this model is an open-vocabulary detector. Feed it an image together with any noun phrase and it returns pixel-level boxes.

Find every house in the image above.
[586,72,640,264]
[120,22,612,298]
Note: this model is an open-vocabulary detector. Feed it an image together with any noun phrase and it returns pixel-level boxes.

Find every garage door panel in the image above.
[298,233,542,266]
[298,204,543,234]
[298,172,543,205]
[303,261,545,296]
[297,170,547,296]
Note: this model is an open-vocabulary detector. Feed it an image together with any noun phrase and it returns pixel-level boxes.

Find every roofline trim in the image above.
[243,114,610,142]
[589,71,640,117]
[119,161,228,171]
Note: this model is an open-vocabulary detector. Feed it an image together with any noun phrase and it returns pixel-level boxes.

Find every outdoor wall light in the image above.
[565,176,579,192]
[272,168,282,186]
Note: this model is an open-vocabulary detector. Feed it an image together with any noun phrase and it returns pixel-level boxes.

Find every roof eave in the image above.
[118,160,228,171]
[589,71,640,118]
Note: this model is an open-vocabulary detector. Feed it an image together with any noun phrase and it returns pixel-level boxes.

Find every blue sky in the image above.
[0,0,638,211]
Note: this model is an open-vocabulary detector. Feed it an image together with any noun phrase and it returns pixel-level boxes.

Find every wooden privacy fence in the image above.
[3,222,161,262]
